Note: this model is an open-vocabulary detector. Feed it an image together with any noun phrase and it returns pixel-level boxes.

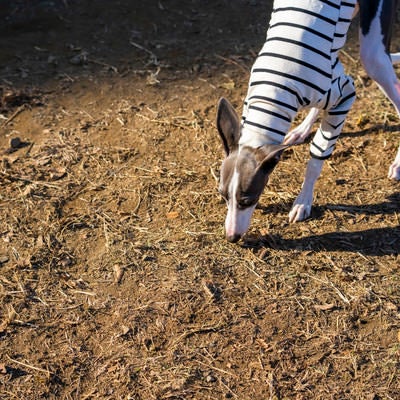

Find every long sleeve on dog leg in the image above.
[310,77,356,159]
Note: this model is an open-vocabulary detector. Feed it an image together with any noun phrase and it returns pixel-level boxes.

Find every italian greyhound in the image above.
[217,0,400,243]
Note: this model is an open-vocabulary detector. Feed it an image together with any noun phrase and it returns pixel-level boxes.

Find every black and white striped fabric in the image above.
[239,0,357,159]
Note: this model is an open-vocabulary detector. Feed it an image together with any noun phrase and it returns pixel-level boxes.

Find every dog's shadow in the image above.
[251,193,400,256]
[342,123,400,138]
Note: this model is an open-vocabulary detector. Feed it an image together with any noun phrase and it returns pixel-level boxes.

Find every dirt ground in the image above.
[0,1,399,399]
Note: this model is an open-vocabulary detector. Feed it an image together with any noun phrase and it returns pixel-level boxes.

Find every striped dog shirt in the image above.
[239,0,357,159]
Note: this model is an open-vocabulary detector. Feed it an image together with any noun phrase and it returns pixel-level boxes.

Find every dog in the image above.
[216,0,400,243]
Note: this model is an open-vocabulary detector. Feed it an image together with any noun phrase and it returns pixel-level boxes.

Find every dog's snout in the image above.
[226,233,241,243]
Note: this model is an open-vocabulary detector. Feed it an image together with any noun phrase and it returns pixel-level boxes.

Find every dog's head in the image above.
[216,97,288,242]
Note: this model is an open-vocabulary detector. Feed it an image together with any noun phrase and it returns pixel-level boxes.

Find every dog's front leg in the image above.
[284,108,320,145]
[289,72,355,223]
[289,158,324,223]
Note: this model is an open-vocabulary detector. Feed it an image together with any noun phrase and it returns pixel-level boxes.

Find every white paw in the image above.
[288,203,312,223]
[388,162,400,180]
[284,129,308,145]
[284,108,319,145]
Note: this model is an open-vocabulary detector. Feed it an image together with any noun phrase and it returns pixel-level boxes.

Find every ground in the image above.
[0,1,399,399]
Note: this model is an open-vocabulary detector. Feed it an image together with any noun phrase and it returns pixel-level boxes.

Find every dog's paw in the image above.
[288,203,312,223]
[284,108,319,145]
[284,128,308,145]
[388,161,400,180]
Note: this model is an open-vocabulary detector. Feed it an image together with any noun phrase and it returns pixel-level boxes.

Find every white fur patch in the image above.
[225,170,257,239]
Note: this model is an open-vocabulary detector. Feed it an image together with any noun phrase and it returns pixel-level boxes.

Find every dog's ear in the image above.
[256,144,289,171]
[216,97,240,155]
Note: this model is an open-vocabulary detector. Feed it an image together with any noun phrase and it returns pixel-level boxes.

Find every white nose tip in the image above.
[226,233,241,243]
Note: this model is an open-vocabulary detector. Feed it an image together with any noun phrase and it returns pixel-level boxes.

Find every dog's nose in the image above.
[226,233,241,243]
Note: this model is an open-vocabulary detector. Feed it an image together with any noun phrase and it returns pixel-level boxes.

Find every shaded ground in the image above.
[0,1,399,399]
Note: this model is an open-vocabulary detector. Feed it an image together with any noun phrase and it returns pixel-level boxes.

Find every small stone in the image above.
[60,257,72,267]
[121,325,130,335]
[0,363,7,374]
[10,137,22,149]
[0,255,9,265]
[206,374,216,383]
[69,52,88,65]
[47,55,58,65]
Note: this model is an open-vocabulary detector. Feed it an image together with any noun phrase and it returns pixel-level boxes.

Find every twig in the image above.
[244,261,263,279]
[25,141,34,156]
[184,230,216,236]
[218,377,238,398]
[169,323,224,347]
[88,58,118,73]
[7,355,52,377]
[303,273,351,304]
[70,290,96,296]
[340,50,357,64]
[129,41,158,65]
[196,359,238,378]
[0,171,62,189]
[1,104,28,128]
[357,74,366,89]
[136,113,192,129]
[330,282,351,304]
[267,371,275,400]
[215,54,249,73]
[355,155,368,172]
[210,166,219,183]
[103,219,111,248]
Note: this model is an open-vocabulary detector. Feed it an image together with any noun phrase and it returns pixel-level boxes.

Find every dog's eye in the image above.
[237,197,255,209]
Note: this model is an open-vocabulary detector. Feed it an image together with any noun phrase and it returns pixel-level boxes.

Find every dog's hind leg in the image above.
[359,0,400,179]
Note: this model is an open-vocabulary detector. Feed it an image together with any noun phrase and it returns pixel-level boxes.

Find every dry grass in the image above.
[0,1,400,399]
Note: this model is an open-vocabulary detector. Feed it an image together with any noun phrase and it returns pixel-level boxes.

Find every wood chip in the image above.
[113,264,125,284]
[314,303,336,311]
